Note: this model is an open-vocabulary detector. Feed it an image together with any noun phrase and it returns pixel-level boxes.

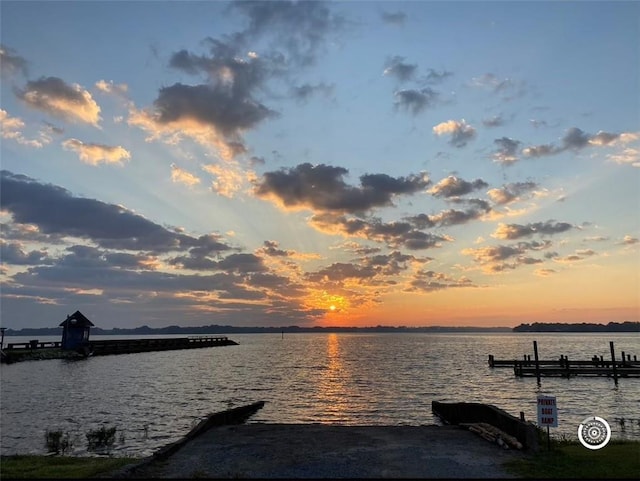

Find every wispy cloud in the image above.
[170,164,201,187]
[0,109,52,148]
[0,44,28,78]
[62,138,131,165]
[491,221,573,240]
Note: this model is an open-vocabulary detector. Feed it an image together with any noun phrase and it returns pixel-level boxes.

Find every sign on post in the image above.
[537,395,558,427]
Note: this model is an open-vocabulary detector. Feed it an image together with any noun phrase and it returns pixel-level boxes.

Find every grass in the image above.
[504,440,640,479]
[0,455,140,479]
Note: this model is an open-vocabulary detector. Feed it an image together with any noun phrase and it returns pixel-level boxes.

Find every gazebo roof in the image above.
[59,310,95,328]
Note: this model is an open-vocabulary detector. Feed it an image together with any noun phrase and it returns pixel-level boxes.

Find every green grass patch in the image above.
[504,440,640,479]
[0,455,140,479]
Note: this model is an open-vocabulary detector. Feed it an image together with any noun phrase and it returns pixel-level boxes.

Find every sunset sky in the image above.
[1,1,638,329]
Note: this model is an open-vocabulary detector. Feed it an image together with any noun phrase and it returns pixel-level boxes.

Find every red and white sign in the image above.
[537,395,558,427]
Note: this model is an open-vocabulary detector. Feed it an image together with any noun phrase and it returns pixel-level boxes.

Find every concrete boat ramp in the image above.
[111,403,525,479]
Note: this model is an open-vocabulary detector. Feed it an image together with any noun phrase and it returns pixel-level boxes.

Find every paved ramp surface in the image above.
[125,424,524,478]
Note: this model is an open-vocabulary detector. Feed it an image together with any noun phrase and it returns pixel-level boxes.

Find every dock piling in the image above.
[533,340,541,385]
[610,341,618,386]
[490,342,638,380]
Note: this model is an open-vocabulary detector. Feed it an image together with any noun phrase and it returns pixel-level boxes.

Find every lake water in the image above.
[1,332,638,457]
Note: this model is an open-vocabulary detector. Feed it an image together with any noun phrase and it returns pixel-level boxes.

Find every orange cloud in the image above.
[170,164,201,187]
[62,138,130,165]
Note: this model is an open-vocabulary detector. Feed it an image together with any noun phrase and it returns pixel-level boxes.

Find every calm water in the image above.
[1,332,638,456]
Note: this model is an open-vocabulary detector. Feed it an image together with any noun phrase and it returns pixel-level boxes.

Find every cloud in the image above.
[360,250,424,275]
[136,1,345,161]
[202,162,250,198]
[607,147,640,167]
[433,119,476,147]
[306,262,377,283]
[129,82,276,160]
[426,205,491,227]
[429,175,488,198]
[0,170,232,253]
[16,76,101,126]
[229,0,346,68]
[406,269,473,293]
[381,11,406,25]
[605,133,640,167]
[492,221,573,240]
[424,68,453,85]
[394,88,439,115]
[309,213,449,250]
[0,44,28,77]
[492,137,521,165]
[553,249,597,264]
[290,82,334,103]
[486,182,538,205]
[62,138,131,165]
[482,115,505,128]
[522,127,634,160]
[0,109,52,148]
[522,143,559,158]
[462,240,552,273]
[95,79,129,101]
[254,163,430,213]
[170,164,201,187]
[0,240,52,266]
[469,73,526,100]
[534,268,556,277]
[256,240,293,257]
[384,56,418,82]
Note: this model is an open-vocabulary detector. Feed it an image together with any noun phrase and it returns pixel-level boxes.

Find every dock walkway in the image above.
[1,336,237,363]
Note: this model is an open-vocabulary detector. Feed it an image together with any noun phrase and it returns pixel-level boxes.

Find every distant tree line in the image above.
[5,324,512,337]
[512,321,639,332]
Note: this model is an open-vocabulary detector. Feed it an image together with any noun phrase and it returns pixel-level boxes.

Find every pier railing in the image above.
[5,341,62,350]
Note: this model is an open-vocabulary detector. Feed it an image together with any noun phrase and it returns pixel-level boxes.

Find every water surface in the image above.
[1,332,638,456]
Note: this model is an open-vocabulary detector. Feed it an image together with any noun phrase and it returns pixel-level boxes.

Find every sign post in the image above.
[537,395,558,450]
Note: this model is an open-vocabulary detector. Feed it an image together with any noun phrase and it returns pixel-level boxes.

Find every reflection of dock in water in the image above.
[489,341,640,382]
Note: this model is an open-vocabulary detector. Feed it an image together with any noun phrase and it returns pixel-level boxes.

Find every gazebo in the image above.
[60,311,94,350]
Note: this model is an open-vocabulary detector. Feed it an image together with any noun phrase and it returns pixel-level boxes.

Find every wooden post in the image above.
[610,341,618,386]
[547,425,551,451]
[520,411,525,422]
[533,340,541,385]
[621,351,626,367]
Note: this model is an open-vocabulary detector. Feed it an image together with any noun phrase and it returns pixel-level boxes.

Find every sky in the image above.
[1,1,639,330]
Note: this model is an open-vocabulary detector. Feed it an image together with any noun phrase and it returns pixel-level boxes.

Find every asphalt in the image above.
[118,423,525,478]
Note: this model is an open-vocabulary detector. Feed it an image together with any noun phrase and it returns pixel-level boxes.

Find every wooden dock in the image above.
[1,335,238,363]
[88,336,237,356]
[489,341,640,382]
